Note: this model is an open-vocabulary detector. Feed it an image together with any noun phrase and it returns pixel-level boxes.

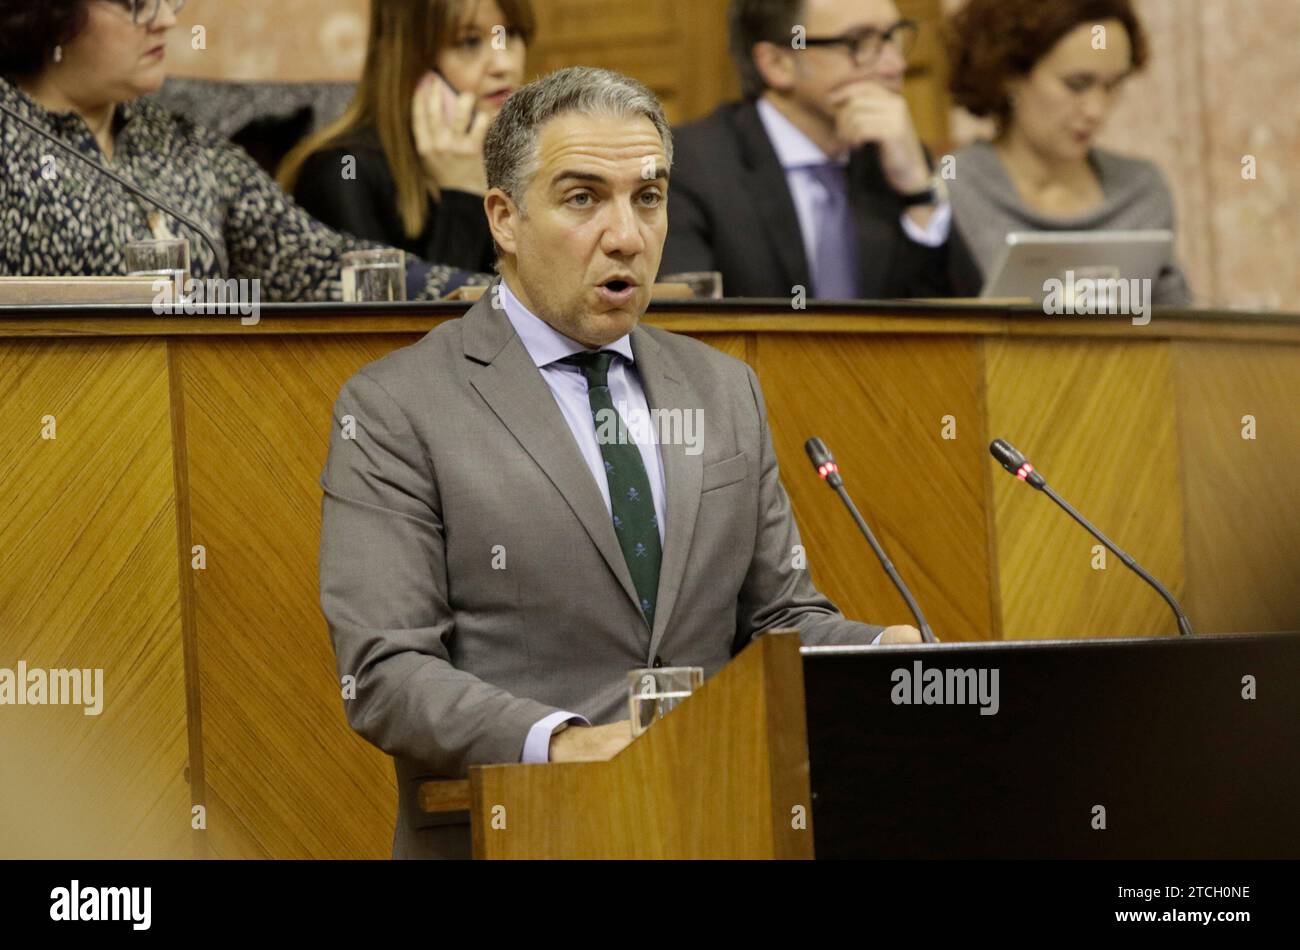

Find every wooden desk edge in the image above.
[3,306,1299,344]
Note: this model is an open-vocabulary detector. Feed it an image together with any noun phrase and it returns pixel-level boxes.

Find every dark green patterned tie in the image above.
[562,350,662,627]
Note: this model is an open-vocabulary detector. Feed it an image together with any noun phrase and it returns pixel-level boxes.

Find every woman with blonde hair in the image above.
[282,0,535,272]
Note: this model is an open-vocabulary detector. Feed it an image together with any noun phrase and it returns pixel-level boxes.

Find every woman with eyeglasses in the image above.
[944,0,1192,305]
[0,0,482,299]
[280,0,535,274]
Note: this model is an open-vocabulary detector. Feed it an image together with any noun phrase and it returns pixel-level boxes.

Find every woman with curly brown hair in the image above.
[944,0,1192,305]
[0,0,482,299]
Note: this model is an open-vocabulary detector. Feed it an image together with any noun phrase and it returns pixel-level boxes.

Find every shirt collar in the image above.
[498,278,635,369]
[755,95,849,169]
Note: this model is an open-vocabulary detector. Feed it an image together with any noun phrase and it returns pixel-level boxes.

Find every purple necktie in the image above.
[805,163,861,300]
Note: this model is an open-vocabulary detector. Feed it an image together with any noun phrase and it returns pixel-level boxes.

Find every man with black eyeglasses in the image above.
[663,0,979,300]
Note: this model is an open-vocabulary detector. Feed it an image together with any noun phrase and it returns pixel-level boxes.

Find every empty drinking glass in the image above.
[125,237,190,305]
[627,666,704,736]
[341,249,406,303]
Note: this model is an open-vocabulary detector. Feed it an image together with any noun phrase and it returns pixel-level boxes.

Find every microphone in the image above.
[805,437,937,643]
[989,438,1194,637]
[0,100,229,279]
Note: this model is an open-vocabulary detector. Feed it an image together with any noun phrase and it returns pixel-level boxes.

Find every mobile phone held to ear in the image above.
[430,69,477,133]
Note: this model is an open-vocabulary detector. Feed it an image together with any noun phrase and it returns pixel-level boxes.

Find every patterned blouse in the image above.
[0,78,484,301]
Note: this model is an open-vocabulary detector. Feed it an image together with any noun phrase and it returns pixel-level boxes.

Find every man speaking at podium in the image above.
[319,66,921,859]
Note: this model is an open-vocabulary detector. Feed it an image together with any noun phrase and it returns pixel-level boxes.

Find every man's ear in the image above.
[753,40,797,94]
[484,188,520,257]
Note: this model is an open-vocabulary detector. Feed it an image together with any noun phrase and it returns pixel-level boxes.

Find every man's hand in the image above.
[549,720,634,762]
[411,72,491,197]
[880,624,926,644]
[828,81,930,196]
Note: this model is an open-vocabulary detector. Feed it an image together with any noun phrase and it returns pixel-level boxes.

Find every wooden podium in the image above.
[440,632,813,859]
[432,629,1300,859]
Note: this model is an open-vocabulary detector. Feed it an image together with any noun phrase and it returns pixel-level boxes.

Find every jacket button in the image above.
[652,655,663,668]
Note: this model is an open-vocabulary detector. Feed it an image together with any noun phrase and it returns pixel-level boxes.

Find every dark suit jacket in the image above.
[293,126,496,273]
[662,100,979,299]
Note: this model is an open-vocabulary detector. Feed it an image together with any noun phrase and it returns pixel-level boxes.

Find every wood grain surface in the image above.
[470,632,813,859]
[3,306,1296,858]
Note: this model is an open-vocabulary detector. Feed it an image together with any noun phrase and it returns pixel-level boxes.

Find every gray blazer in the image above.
[319,283,884,858]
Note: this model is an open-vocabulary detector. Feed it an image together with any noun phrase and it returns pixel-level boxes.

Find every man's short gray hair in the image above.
[484,66,674,204]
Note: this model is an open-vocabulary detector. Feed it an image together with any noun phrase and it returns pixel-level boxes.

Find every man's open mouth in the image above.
[596,278,639,306]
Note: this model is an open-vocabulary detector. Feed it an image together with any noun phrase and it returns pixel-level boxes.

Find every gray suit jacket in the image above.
[319,283,885,858]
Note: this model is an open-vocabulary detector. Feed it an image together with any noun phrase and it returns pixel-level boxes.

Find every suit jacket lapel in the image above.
[462,290,645,620]
[733,101,811,291]
[632,327,704,661]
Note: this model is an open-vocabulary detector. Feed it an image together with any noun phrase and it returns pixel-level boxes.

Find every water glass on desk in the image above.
[658,271,724,300]
[125,237,189,305]
[341,249,406,303]
[628,666,703,736]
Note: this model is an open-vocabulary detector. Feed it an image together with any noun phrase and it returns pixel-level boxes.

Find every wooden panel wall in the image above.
[177,335,422,858]
[985,339,1187,639]
[754,333,993,640]
[897,0,952,149]
[4,313,1296,859]
[0,340,192,858]
[527,0,737,126]
[1172,341,1300,633]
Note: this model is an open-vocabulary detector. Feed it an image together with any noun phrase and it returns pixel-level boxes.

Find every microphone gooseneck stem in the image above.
[832,482,938,643]
[1041,483,1194,637]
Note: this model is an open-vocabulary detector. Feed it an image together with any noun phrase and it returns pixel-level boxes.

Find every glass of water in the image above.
[341,249,406,303]
[627,666,704,737]
[658,271,724,299]
[125,237,190,305]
